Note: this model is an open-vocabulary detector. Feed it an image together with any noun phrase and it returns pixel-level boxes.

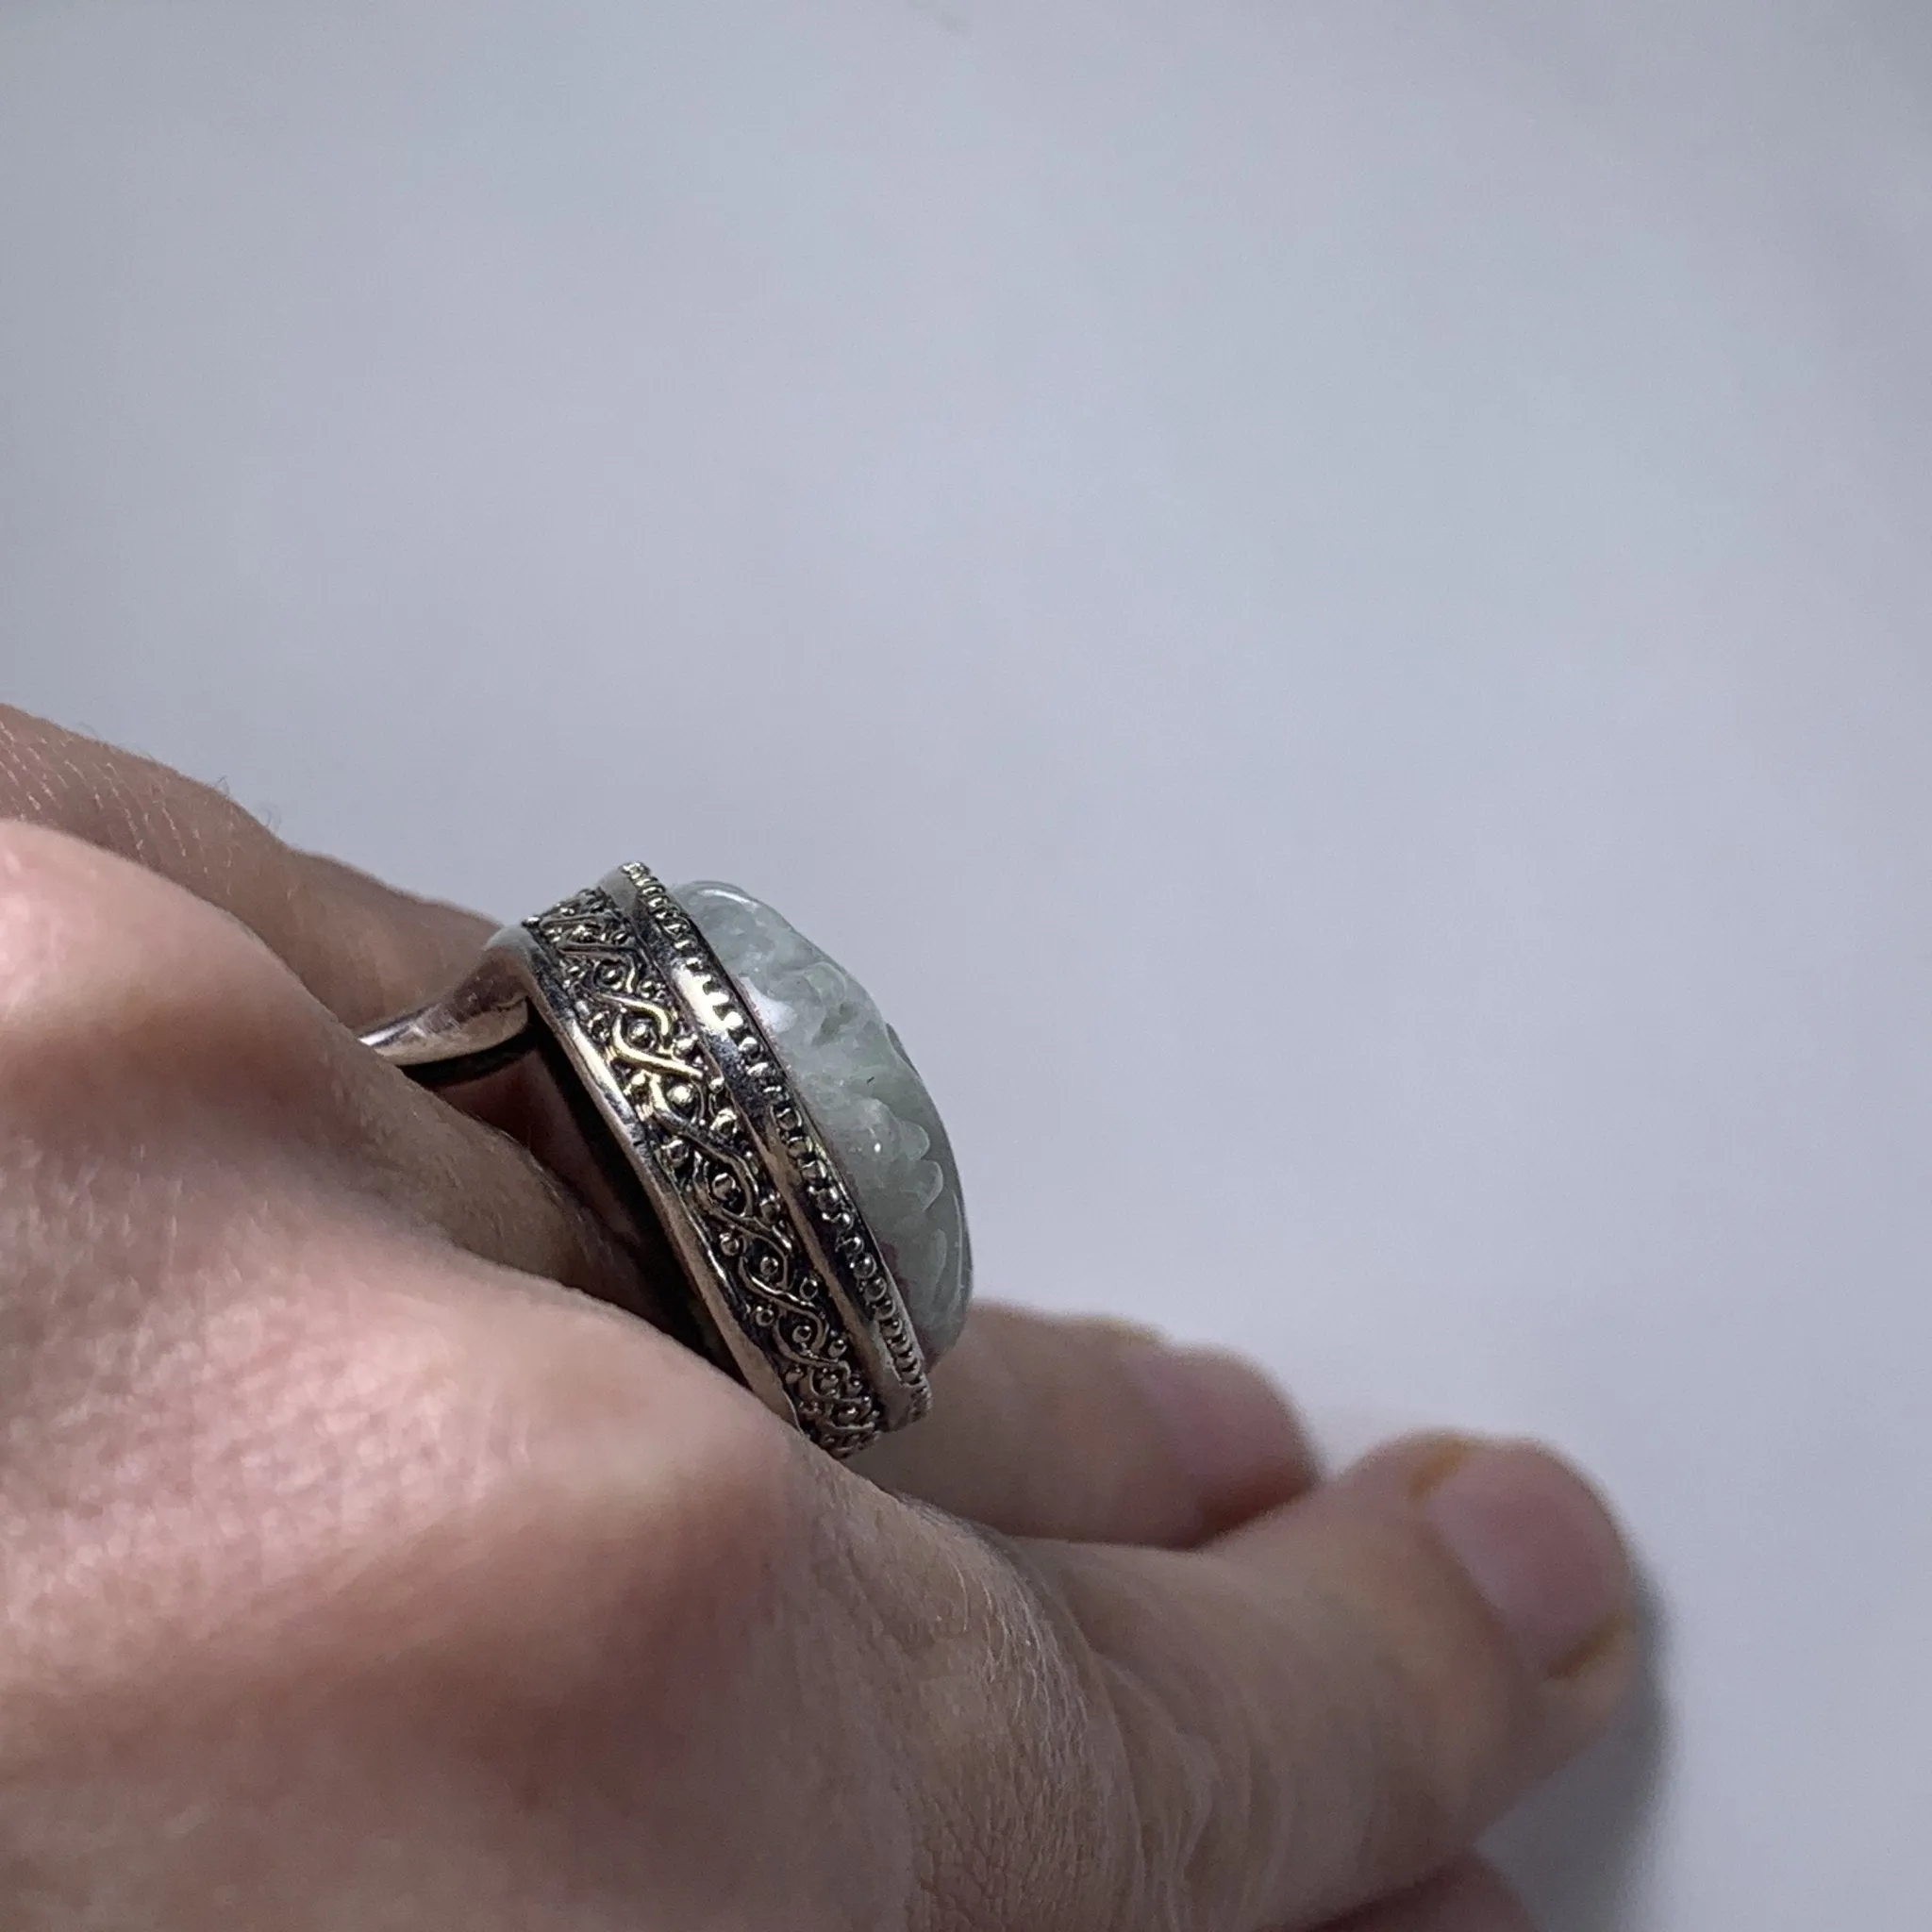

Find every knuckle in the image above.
[0,1234,461,1681]
[4,1252,774,1701]
[0,1226,819,1907]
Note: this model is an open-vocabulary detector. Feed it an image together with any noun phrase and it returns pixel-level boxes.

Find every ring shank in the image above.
[359,951,533,1087]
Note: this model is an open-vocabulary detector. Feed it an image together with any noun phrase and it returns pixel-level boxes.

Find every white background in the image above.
[3,3,1928,1925]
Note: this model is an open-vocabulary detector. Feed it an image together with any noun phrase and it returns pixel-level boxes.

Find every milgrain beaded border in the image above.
[514,870,930,1454]
[525,886,884,1451]
[618,864,933,1410]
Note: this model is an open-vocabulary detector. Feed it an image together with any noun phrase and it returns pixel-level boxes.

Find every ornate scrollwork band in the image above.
[498,866,931,1456]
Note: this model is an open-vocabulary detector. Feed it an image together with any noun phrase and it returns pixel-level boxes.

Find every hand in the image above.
[0,707,1635,1930]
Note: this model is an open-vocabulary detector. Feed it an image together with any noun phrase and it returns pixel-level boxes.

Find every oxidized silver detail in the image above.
[359,861,940,1454]
[509,868,931,1454]
[615,867,933,1406]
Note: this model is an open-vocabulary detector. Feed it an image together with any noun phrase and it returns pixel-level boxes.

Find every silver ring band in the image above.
[363,863,932,1455]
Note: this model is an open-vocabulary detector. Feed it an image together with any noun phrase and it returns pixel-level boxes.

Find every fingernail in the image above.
[1123,1343,1311,1505]
[1420,1442,1631,1677]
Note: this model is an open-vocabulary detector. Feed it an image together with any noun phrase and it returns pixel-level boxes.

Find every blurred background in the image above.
[3,3,1929,1924]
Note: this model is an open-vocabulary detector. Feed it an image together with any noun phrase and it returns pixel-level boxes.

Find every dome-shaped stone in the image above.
[674,881,973,1361]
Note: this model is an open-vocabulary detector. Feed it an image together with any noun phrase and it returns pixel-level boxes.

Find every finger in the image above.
[0,706,720,1233]
[853,1305,1315,1543]
[0,821,658,1325]
[0,705,616,1206]
[989,1433,1636,1930]
[0,704,489,1023]
[1319,1858,1535,1932]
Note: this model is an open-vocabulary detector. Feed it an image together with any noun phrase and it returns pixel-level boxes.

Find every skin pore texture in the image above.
[0,706,1635,1931]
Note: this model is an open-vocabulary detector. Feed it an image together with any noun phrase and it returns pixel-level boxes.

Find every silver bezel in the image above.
[491,864,932,1455]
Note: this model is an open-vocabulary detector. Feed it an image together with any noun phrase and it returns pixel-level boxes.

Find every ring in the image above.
[360,863,971,1455]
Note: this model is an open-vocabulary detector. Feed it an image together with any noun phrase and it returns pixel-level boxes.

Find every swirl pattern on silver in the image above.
[520,871,929,1455]
[616,867,933,1404]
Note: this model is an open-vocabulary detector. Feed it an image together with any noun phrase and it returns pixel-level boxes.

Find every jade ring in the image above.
[361,864,970,1456]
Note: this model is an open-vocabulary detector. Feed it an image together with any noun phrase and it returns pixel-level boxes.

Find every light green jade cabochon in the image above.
[673,882,973,1362]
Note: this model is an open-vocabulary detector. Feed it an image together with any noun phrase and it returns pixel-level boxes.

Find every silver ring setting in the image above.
[364,863,935,1455]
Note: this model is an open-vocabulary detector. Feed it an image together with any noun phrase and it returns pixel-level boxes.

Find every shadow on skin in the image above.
[1486,1572,1670,1930]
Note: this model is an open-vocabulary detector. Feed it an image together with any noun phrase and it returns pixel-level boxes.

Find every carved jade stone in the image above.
[674,881,972,1361]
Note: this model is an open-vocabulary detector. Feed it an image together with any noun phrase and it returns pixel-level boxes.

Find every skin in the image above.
[0,706,1636,1930]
